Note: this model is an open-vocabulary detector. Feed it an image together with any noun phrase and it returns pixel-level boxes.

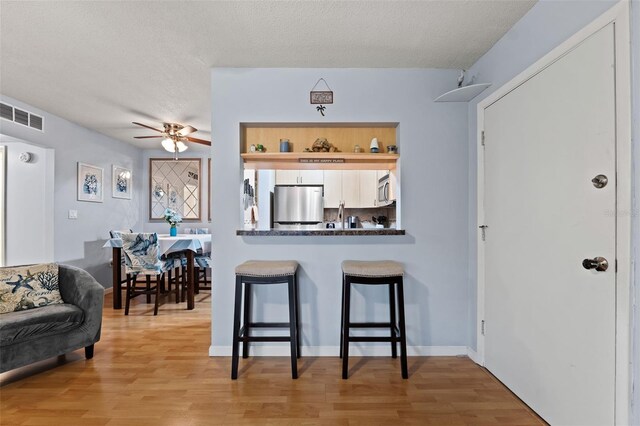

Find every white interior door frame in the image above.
[475,2,632,424]
[0,146,5,267]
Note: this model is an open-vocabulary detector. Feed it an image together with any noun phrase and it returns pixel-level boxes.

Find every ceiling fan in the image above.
[132,121,210,158]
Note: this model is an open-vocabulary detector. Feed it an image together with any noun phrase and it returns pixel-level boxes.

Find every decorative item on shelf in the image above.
[311,137,339,152]
[279,139,290,152]
[387,145,398,154]
[249,144,256,152]
[163,208,182,237]
[310,78,333,116]
[370,138,380,153]
[256,144,265,152]
[353,144,362,153]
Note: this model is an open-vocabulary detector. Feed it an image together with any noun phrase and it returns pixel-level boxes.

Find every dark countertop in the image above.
[236,229,406,236]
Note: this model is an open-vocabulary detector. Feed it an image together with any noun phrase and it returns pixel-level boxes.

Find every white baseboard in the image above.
[103,287,113,295]
[467,347,481,364]
[209,344,469,357]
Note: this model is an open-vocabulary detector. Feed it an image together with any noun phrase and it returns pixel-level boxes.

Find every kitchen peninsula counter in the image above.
[236,229,405,236]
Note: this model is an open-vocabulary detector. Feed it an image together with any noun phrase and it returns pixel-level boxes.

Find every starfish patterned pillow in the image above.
[0,263,64,313]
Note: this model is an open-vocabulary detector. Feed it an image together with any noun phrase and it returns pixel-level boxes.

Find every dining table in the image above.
[103,233,212,310]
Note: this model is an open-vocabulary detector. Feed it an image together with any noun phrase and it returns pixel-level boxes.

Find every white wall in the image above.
[465,0,639,422]
[1,137,54,265]
[0,95,144,287]
[211,68,468,355]
[140,149,211,234]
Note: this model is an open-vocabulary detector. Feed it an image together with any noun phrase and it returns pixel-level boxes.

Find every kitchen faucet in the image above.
[338,200,345,229]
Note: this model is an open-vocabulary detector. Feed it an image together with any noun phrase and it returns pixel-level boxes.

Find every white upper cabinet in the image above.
[275,170,324,185]
[359,170,378,208]
[341,170,360,207]
[323,170,342,208]
[275,170,300,185]
[322,170,379,208]
[299,170,324,184]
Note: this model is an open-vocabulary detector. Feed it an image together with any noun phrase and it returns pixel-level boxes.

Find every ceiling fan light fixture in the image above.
[176,141,188,152]
[161,138,175,152]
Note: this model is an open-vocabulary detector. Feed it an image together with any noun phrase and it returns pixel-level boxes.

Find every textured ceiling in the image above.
[0,0,536,150]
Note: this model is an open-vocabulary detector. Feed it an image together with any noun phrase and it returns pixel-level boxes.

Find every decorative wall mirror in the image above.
[149,158,201,220]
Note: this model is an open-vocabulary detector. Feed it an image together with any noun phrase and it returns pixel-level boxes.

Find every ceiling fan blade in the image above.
[185,136,211,146]
[177,125,197,136]
[132,121,164,133]
[134,135,164,139]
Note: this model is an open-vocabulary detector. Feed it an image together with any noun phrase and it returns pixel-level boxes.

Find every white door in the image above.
[0,146,5,267]
[483,24,616,425]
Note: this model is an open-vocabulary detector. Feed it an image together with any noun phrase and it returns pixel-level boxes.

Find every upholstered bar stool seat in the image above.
[341,260,404,278]
[341,260,408,379]
[235,260,298,277]
[231,260,301,380]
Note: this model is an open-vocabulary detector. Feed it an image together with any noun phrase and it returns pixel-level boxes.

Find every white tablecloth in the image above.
[103,234,211,256]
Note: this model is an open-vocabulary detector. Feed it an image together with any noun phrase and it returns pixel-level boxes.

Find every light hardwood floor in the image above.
[1,291,545,425]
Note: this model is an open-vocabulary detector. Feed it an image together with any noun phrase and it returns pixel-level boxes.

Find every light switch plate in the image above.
[68,209,78,219]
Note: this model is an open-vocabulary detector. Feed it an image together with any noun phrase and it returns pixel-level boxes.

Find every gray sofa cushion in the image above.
[0,303,84,346]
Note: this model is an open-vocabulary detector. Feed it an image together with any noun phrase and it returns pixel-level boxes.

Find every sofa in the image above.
[0,264,104,373]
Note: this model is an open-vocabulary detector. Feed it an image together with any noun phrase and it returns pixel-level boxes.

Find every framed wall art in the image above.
[77,162,103,203]
[112,165,132,199]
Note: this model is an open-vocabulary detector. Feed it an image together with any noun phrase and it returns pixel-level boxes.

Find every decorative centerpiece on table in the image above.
[163,208,182,237]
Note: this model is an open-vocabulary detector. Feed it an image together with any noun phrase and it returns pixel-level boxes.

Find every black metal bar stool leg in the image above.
[287,276,298,379]
[242,283,252,359]
[389,283,397,359]
[341,275,351,379]
[339,274,345,359]
[396,277,408,379]
[231,276,242,380]
[293,274,301,358]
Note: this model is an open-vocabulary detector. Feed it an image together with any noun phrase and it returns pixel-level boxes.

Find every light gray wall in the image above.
[465,0,639,421]
[140,149,211,235]
[211,68,469,353]
[0,95,144,288]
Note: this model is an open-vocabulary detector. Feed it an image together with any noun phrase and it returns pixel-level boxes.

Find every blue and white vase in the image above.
[170,225,177,237]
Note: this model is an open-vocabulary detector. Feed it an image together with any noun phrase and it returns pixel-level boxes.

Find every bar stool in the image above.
[340,260,408,379]
[231,260,300,380]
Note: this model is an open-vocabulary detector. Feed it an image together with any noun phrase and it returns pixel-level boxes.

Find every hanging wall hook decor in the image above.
[310,78,333,116]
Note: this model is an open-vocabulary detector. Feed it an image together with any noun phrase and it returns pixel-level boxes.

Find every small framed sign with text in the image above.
[310,91,333,104]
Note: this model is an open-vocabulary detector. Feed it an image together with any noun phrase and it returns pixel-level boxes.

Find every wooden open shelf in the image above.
[241,123,398,154]
[241,152,399,170]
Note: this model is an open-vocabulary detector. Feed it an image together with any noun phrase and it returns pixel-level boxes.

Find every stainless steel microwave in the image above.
[377,174,395,206]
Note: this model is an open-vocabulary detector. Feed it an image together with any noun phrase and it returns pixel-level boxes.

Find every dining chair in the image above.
[109,229,133,296]
[173,250,212,302]
[121,232,178,315]
[194,252,212,293]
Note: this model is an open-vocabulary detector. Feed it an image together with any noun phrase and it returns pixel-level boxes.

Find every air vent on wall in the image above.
[0,102,44,131]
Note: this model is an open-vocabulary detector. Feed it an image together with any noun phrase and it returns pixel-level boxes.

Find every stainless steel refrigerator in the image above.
[273,185,324,229]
